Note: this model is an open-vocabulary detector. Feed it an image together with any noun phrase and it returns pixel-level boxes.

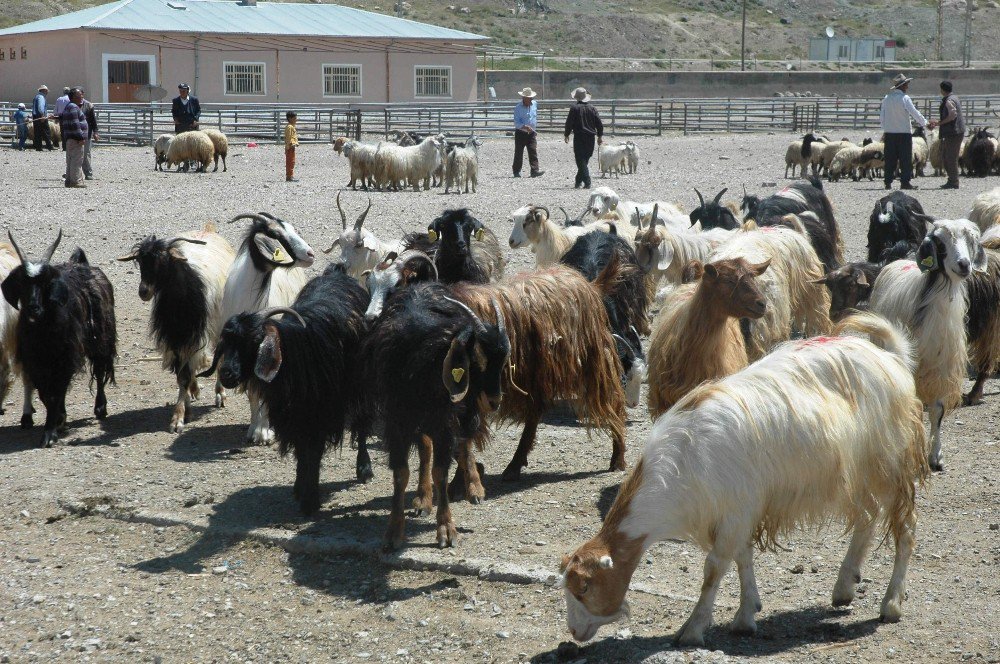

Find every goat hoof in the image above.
[500,465,523,482]
[298,494,321,517]
[94,405,107,420]
[929,458,944,473]
[215,394,225,408]
[962,393,981,406]
[40,431,57,448]
[170,421,186,434]
[382,531,405,553]
[20,414,33,429]
[609,457,627,472]
[356,463,374,484]
[436,522,458,548]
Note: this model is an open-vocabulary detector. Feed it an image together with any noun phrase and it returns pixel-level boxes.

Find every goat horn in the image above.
[612,333,637,355]
[534,205,550,220]
[336,191,347,230]
[403,251,439,281]
[559,207,570,223]
[491,297,507,340]
[354,198,372,232]
[7,230,28,266]
[259,306,306,327]
[168,237,208,247]
[577,205,591,223]
[442,296,488,336]
[42,229,62,264]
[742,184,748,197]
[228,213,269,225]
[694,188,705,208]
[713,188,728,204]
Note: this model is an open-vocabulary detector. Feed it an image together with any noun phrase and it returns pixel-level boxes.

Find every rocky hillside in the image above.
[3,0,999,62]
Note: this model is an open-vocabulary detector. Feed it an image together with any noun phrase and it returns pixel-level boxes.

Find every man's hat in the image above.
[178,83,191,90]
[517,87,537,99]
[891,73,913,90]
[17,103,25,109]
[571,87,591,103]
[38,85,48,92]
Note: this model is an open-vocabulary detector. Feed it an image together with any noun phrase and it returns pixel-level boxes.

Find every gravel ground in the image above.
[1,134,999,663]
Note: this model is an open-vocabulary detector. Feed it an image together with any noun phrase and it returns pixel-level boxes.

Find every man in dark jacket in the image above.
[564,87,603,189]
[927,80,965,190]
[60,87,88,188]
[32,85,53,151]
[171,83,200,134]
[81,97,99,180]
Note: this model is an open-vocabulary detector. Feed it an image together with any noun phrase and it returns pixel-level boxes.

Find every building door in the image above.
[107,60,150,103]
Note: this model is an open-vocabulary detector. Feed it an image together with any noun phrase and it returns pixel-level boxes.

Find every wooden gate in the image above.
[791,102,820,132]
[107,60,151,103]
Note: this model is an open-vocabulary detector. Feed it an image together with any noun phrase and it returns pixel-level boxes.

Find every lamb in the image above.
[202,265,369,514]
[165,130,214,173]
[561,313,928,646]
[633,207,733,288]
[0,242,21,418]
[866,191,928,262]
[587,186,688,231]
[857,140,886,181]
[751,177,842,272]
[624,141,639,174]
[117,224,235,432]
[201,127,229,172]
[969,186,1000,233]
[868,218,985,471]
[153,134,173,171]
[445,135,482,194]
[2,231,117,448]
[508,205,621,268]
[911,126,929,176]
[828,144,863,182]
[965,127,996,178]
[646,256,768,417]
[598,143,629,178]
[322,193,402,281]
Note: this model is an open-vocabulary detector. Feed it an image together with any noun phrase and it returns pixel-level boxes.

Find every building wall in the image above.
[0,31,89,106]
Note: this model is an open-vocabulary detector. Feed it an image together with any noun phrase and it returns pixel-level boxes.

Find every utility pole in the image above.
[962,0,973,67]
[936,0,944,61]
[740,0,748,71]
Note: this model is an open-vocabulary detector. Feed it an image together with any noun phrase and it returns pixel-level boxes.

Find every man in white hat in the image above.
[31,84,54,151]
[513,87,543,177]
[564,87,603,189]
[879,73,927,190]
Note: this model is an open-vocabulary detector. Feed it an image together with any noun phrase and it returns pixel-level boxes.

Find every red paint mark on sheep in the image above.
[901,263,918,271]
[795,336,842,349]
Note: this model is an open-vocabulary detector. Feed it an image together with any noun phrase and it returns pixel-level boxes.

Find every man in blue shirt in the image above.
[31,84,54,151]
[513,87,544,178]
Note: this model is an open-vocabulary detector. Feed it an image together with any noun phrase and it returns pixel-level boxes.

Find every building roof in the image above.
[0,0,488,41]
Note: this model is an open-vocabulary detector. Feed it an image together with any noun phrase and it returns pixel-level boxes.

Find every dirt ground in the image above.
[1,133,998,663]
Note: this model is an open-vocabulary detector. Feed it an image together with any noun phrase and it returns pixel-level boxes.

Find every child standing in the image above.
[284,111,299,182]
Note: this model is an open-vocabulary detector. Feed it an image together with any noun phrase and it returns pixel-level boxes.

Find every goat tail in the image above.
[834,311,915,373]
[69,247,89,265]
[592,249,624,298]
[203,221,218,234]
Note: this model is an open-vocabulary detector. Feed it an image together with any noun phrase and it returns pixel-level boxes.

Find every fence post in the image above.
[657,103,662,136]
[611,101,616,135]
[682,103,688,136]
[147,109,153,146]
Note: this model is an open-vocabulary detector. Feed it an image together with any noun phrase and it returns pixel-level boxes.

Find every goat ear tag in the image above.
[451,367,465,383]
[475,228,485,241]
[919,254,937,271]
[428,229,438,242]
[254,234,293,265]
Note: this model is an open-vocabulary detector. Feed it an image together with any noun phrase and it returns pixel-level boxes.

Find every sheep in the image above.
[587,186,688,232]
[402,209,505,284]
[783,139,809,179]
[646,256,769,418]
[216,212,315,446]
[165,130,214,173]
[0,243,20,418]
[1,231,116,447]
[202,265,369,514]
[201,127,229,172]
[958,130,975,176]
[359,283,510,550]
[928,133,944,176]
[445,135,482,194]
[508,205,622,268]
[818,138,853,176]
[27,119,61,148]
[868,218,985,471]
[624,141,639,174]
[965,127,996,178]
[322,193,402,281]
[800,131,830,176]
[560,312,928,646]
[688,188,741,231]
[969,186,1000,233]
[153,134,173,171]
[866,191,928,262]
[911,126,929,177]
[117,224,235,432]
[857,140,886,181]
[334,137,379,190]
[709,220,832,360]
[828,144,863,182]
[963,236,1000,406]
[598,143,629,178]
[633,207,733,288]
[750,177,842,272]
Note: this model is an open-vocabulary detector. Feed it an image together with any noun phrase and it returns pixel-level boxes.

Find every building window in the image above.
[21,47,27,59]
[875,45,885,59]
[9,48,15,60]
[837,44,849,59]
[323,64,361,97]
[415,66,451,98]
[224,62,266,95]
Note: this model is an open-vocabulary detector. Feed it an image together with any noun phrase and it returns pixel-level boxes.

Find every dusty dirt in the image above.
[1,133,999,663]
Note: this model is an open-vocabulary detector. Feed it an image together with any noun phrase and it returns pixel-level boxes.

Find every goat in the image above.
[509,205,619,268]
[0,243,20,417]
[216,212,315,445]
[334,137,379,190]
[359,282,509,550]
[322,193,402,281]
[688,188,741,231]
[750,177,842,272]
[445,135,482,194]
[402,209,504,285]
[587,186,688,231]
[598,143,629,178]
[963,236,1000,406]
[634,205,733,288]
[379,134,445,191]
[969,186,1000,233]
[561,313,928,646]
[2,231,116,447]
[866,191,928,262]
[117,224,235,432]
[869,218,985,471]
[740,185,761,221]
[202,265,370,514]
[966,128,996,178]
[813,261,883,320]
[623,142,639,174]
[647,257,768,418]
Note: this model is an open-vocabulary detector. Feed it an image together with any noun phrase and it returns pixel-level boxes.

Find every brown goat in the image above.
[812,261,881,321]
[450,262,628,487]
[647,257,770,419]
[965,238,1000,405]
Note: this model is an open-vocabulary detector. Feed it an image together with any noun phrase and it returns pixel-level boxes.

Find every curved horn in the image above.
[336,191,347,230]
[694,188,705,208]
[258,306,306,328]
[742,184,748,198]
[354,198,373,231]
[228,213,269,225]
[168,237,208,247]
[491,297,506,340]
[577,205,591,222]
[42,229,62,264]
[713,188,728,205]
[401,250,439,281]
[442,296,488,336]
[559,207,571,223]
[533,205,550,221]
[7,230,28,266]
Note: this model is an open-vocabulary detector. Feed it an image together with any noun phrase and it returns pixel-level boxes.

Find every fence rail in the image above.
[3,95,1000,144]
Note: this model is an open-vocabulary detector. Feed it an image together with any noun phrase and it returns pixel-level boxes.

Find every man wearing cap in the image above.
[32,85,53,151]
[927,80,964,190]
[879,73,928,190]
[60,87,88,188]
[13,103,28,151]
[513,87,544,178]
[564,87,603,189]
[171,83,201,134]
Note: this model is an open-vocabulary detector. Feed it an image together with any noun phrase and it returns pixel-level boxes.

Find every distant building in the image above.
[808,36,897,63]
[0,0,488,104]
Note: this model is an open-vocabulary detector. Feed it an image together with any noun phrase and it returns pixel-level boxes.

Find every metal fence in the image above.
[2,95,999,144]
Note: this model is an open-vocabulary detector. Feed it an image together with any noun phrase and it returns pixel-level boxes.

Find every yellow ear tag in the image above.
[451,367,465,383]
[272,247,286,262]
[920,255,935,267]
[475,228,485,241]
[428,229,438,242]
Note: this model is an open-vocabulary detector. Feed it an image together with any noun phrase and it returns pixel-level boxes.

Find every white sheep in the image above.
[868,218,986,471]
[165,130,214,173]
[818,139,853,175]
[969,186,1000,233]
[828,144,862,182]
[153,134,174,171]
[323,193,402,280]
[560,312,928,646]
[508,205,619,267]
[587,186,689,232]
[445,135,482,194]
[912,128,929,176]
[783,139,809,178]
[598,143,629,178]
[201,127,229,172]
[928,134,944,176]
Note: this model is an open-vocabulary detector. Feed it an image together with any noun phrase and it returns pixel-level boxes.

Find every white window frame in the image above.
[322,63,362,98]
[101,53,158,103]
[223,61,267,96]
[414,65,452,99]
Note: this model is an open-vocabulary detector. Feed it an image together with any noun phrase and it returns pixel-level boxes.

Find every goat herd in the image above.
[3,170,1000,647]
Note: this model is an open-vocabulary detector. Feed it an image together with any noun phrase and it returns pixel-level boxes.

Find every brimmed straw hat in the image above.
[571,87,592,102]
[38,84,48,92]
[518,87,537,98]
[891,73,913,90]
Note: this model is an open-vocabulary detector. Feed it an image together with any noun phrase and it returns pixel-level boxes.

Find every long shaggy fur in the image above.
[634,223,732,288]
[0,244,21,414]
[201,128,229,172]
[969,186,1000,233]
[963,238,1000,405]
[966,129,996,178]
[509,206,622,268]
[165,130,214,172]
[751,178,842,272]
[866,191,927,262]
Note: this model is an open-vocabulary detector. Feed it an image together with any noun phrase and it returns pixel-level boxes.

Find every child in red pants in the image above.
[284,111,299,182]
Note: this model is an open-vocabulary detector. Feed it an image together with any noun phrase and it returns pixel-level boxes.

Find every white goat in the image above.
[0,242,21,419]
[634,214,733,288]
[598,143,629,178]
[560,312,928,646]
[323,193,402,281]
[446,135,482,194]
[375,134,444,191]
[508,205,619,267]
[587,186,689,231]
[219,212,315,445]
[334,137,379,190]
[969,186,1000,233]
[868,218,985,471]
[624,142,639,174]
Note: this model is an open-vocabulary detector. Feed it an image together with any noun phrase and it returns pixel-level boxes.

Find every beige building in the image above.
[0,0,487,105]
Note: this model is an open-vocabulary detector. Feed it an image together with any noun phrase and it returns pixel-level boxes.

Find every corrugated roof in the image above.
[0,0,488,41]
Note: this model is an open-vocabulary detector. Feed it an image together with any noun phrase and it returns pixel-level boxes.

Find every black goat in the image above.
[403,208,504,283]
[966,127,996,178]
[815,241,913,320]
[200,264,369,514]
[740,185,761,221]
[359,282,510,551]
[866,191,928,262]
[688,188,741,231]
[752,176,842,272]
[1,231,116,447]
